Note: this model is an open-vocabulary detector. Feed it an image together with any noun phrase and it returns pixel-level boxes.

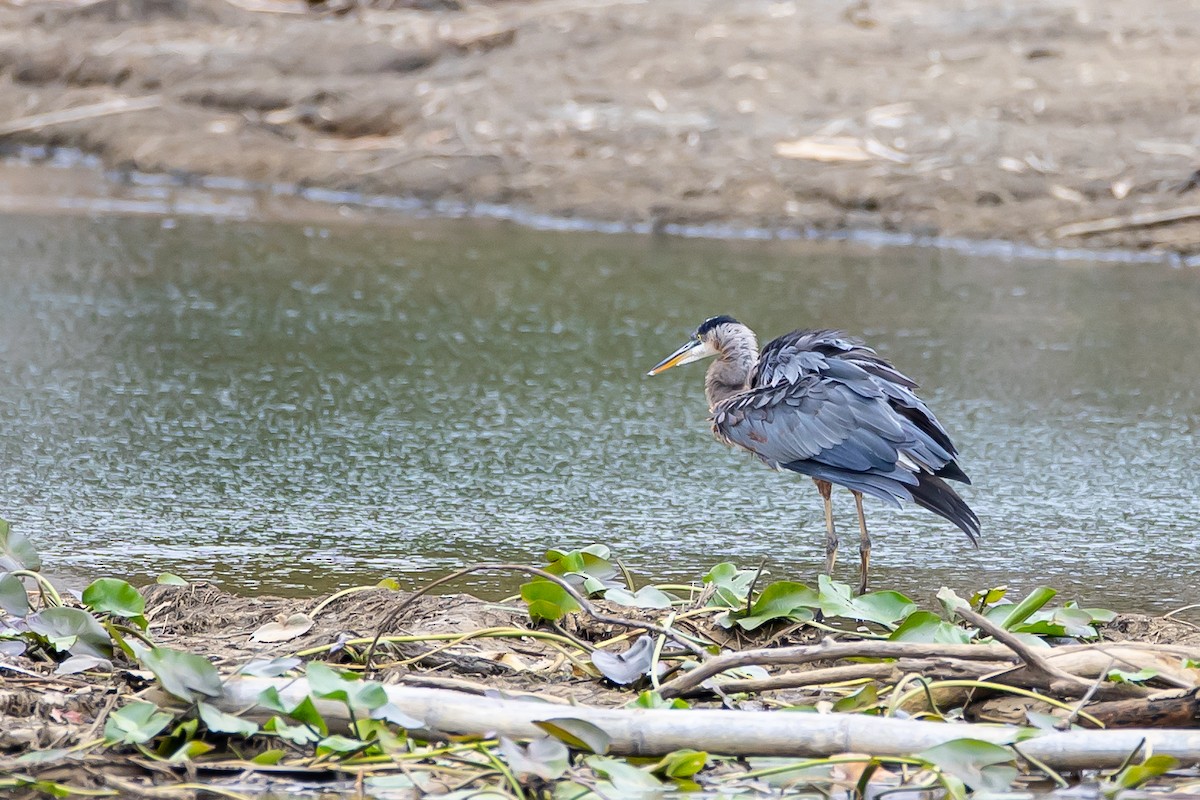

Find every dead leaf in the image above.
[250,613,314,643]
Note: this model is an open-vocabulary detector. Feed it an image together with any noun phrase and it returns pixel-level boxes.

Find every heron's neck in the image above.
[705,328,759,410]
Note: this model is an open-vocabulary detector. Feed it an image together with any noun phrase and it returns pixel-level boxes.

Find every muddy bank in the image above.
[3,575,1200,798]
[1,0,1199,255]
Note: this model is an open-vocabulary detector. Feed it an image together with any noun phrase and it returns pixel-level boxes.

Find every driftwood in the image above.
[657,640,1019,698]
[207,677,1200,770]
[1052,205,1200,238]
[658,636,1199,701]
[1086,689,1200,729]
[0,96,162,137]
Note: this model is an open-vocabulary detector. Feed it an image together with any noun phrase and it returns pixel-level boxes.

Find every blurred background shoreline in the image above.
[2,0,1199,258]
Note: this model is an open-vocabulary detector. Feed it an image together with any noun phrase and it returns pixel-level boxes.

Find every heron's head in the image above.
[647,315,745,376]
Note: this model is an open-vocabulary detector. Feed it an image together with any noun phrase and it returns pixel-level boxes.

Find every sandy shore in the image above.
[1,0,1200,255]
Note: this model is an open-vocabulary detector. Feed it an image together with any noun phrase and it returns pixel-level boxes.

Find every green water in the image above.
[1,211,1198,611]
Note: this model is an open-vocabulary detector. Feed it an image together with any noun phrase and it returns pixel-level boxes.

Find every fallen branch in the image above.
[1085,688,1200,729]
[1052,205,1200,238]
[206,677,1200,770]
[0,96,162,137]
[952,604,1100,695]
[657,639,1018,698]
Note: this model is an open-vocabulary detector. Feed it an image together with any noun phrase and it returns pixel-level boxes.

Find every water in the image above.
[1,198,1198,612]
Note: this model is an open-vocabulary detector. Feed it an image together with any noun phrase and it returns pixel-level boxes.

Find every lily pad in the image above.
[0,519,40,572]
[136,645,222,702]
[27,607,112,659]
[0,572,30,617]
[604,586,673,609]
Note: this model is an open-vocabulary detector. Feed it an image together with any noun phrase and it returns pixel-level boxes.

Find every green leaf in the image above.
[251,749,286,765]
[820,577,916,626]
[317,734,367,755]
[543,545,617,596]
[889,610,972,644]
[136,646,222,702]
[371,702,425,729]
[499,736,570,781]
[306,661,404,722]
[534,717,612,754]
[156,573,187,586]
[256,686,289,713]
[197,702,259,736]
[287,695,329,735]
[584,755,663,793]
[54,654,112,675]
[307,661,360,703]
[832,683,879,713]
[520,579,581,623]
[263,715,321,746]
[169,739,216,762]
[918,738,1018,793]
[729,580,817,630]
[1112,754,1179,789]
[604,586,674,609]
[628,691,689,710]
[82,578,147,630]
[702,562,756,608]
[104,700,174,745]
[991,587,1057,630]
[850,590,919,627]
[969,586,1007,608]
[0,519,41,571]
[27,607,112,659]
[1107,667,1159,684]
[650,749,707,779]
[0,572,30,617]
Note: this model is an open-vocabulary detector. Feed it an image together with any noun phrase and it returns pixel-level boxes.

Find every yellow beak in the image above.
[647,338,718,376]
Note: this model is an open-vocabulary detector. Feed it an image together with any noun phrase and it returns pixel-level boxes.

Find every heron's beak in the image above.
[647,338,718,376]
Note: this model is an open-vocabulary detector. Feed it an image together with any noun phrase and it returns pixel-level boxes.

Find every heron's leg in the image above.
[814,479,837,576]
[852,490,871,595]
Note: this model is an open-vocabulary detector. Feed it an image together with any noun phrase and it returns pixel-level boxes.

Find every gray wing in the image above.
[712,365,923,507]
[750,329,966,479]
[712,329,979,540]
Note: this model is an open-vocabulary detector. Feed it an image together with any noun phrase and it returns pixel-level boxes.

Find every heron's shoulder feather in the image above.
[751,328,918,390]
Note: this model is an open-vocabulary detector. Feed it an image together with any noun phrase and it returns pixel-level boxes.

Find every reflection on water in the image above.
[0,210,1197,612]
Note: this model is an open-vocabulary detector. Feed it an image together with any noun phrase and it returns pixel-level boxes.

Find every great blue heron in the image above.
[648,315,978,594]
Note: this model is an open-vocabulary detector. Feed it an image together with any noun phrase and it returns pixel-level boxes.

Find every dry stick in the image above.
[1061,658,1115,730]
[1052,205,1200,238]
[710,658,1021,698]
[0,96,163,137]
[657,639,1018,698]
[363,563,710,671]
[210,677,1200,770]
[951,604,1110,696]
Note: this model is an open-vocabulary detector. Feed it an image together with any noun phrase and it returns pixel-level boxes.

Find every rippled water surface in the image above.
[1,207,1198,611]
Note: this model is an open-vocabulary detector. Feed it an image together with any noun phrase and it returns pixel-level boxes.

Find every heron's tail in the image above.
[908,473,980,545]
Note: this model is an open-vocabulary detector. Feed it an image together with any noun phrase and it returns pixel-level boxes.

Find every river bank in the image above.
[2,0,1200,258]
[3,533,1200,798]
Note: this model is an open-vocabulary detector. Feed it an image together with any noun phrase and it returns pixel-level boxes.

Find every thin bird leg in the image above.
[852,490,871,595]
[813,479,837,577]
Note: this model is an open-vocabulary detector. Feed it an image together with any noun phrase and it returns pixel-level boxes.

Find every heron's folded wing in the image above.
[713,378,912,478]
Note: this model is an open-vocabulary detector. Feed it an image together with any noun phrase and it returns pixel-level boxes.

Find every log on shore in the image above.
[208,678,1200,771]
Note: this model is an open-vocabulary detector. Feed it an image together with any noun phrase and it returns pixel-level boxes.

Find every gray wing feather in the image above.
[713,329,970,512]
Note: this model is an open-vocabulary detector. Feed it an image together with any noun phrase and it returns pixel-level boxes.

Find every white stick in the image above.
[211,678,1200,770]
